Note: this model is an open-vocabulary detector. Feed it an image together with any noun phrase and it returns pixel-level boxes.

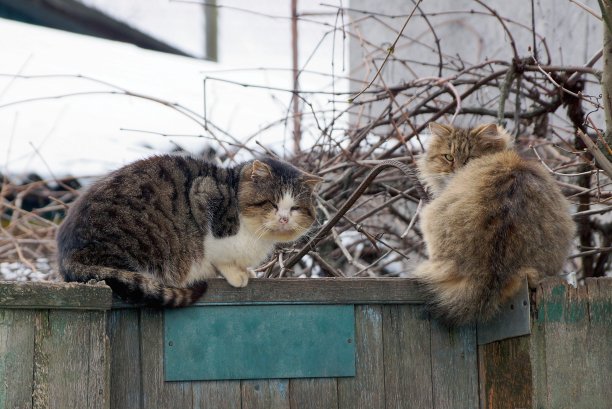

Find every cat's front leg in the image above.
[216,264,251,288]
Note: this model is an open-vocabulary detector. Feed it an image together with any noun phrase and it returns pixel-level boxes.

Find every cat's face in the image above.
[418,122,513,197]
[238,159,322,242]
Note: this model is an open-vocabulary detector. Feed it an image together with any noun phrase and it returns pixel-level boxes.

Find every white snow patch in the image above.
[0,1,347,179]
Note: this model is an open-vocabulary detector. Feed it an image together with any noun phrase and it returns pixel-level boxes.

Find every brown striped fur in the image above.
[57,155,321,307]
[415,123,575,325]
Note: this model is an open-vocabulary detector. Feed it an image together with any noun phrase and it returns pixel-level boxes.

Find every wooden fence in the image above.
[0,277,609,409]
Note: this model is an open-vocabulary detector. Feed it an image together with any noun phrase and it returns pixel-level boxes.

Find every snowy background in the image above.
[0,0,346,179]
[0,1,348,280]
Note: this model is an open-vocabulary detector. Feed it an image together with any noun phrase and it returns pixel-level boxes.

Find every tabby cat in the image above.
[415,122,575,325]
[57,156,321,307]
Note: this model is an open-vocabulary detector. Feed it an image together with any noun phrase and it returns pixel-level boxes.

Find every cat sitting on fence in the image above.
[57,156,322,307]
[414,122,575,325]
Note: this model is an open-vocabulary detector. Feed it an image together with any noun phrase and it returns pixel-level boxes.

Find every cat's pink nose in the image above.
[279,216,289,224]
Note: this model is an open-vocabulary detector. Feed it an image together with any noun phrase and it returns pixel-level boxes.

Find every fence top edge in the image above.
[0,280,112,310]
[0,277,424,310]
[2,277,610,310]
[112,277,426,309]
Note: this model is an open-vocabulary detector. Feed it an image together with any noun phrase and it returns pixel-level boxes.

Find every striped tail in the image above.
[60,261,207,307]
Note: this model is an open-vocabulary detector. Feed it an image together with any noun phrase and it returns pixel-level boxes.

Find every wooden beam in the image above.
[0,282,112,310]
[478,335,533,409]
[112,278,426,308]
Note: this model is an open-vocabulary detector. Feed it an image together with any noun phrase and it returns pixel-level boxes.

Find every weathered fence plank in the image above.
[112,278,425,307]
[30,310,110,409]
[32,311,50,409]
[530,305,548,409]
[88,311,110,409]
[288,378,339,409]
[192,380,242,409]
[47,311,95,408]
[0,309,35,409]
[0,282,111,310]
[140,308,195,409]
[338,305,385,409]
[241,379,290,409]
[478,335,532,409]
[584,279,612,403]
[107,309,141,409]
[535,279,612,409]
[430,321,478,409]
[382,305,433,409]
[0,283,111,408]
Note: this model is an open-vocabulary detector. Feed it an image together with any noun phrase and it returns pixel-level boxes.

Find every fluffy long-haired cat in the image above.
[415,122,575,325]
[57,156,322,307]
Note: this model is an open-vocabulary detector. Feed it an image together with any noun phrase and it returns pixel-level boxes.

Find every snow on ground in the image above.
[0,1,346,180]
[0,259,54,282]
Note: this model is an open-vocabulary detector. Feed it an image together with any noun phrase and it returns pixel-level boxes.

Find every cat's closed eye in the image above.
[251,200,276,209]
[290,206,300,211]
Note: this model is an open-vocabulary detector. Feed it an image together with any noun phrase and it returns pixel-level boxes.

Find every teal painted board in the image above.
[164,304,355,381]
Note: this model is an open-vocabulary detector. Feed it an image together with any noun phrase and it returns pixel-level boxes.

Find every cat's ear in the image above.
[472,123,499,139]
[428,122,453,139]
[472,123,513,151]
[302,173,324,189]
[251,160,273,180]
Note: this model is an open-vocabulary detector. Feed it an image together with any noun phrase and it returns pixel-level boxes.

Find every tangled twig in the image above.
[284,160,428,270]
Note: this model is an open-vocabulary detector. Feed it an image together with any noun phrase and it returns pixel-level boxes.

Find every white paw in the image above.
[223,269,250,288]
[247,267,257,278]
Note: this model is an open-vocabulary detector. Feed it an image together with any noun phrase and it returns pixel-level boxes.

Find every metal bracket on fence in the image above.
[477,278,531,345]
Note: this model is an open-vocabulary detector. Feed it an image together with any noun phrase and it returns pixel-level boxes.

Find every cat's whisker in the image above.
[254,224,271,240]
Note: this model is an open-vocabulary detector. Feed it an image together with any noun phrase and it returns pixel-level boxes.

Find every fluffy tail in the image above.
[412,260,532,326]
[60,261,207,307]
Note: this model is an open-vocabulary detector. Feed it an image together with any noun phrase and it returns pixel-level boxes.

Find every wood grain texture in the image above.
[32,311,50,409]
[0,282,111,310]
[478,335,532,409]
[46,310,94,408]
[288,378,338,409]
[539,280,590,409]
[86,311,109,409]
[383,304,433,409]
[529,300,547,409]
[241,379,290,409]
[338,305,384,409]
[140,308,193,409]
[107,309,141,409]
[0,309,35,409]
[112,278,425,308]
[430,320,478,409]
[535,278,612,409]
[192,380,242,409]
[583,279,612,405]
[30,310,109,409]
